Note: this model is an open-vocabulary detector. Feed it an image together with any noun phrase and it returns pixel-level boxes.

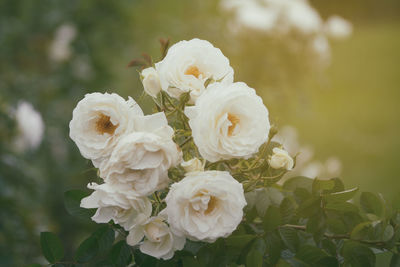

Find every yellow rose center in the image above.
[185,66,202,78]
[205,196,217,215]
[227,113,240,136]
[95,114,118,135]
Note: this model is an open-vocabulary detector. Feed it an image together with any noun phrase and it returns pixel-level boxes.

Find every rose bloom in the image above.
[69,92,144,166]
[99,112,182,196]
[14,101,44,151]
[80,182,151,230]
[127,214,185,260]
[269,147,294,170]
[141,67,162,98]
[185,82,270,162]
[155,38,234,103]
[164,171,246,242]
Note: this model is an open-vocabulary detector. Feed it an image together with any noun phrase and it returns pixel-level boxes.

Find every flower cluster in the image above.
[70,38,294,260]
[220,0,353,65]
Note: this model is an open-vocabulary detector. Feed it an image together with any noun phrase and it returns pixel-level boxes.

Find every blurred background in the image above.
[0,0,399,265]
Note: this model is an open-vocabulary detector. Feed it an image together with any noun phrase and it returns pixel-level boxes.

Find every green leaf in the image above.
[325,201,358,213]
[312,178,335,194]
[390,254,400,267]
[298,197,321,218]
[182,256,202,267]
[25,264,41,267]
[382,224,394,242]
[92,226,115,253]
[279,227,299,252]
[246,238,266,267]
[64,190,95,219]
[225,235,256,249]
[295,245,328,265]
[110,241,131,267]
[265,232,283,266]
[323,187,359,203]
[360,192,385,217]
[246,249,263,267]
[283,176,313,192]
[255,190,271,217]
[263,206,282,232]
[74,235,99,263]
[40,232,64,264]
[183,240,205,255]
[280,197,297,224]
[342,241,375,267]
[350,221,373,240]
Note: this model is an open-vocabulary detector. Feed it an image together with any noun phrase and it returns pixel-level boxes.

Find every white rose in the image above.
[269,147,294,170]
[155,38,234,103]
[141,67,162,98]
[164,171,246,242]
[181,158,204,173]
[99,112,182,196]
[69,92,143,166]
[325,15,353,40]
[127,215,185,260]
[80,182,151,230]
[13,101,44,151]
[185,82,270,162]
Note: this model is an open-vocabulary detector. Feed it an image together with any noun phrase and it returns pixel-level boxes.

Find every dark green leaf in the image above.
[182,256,202,267]
[295,245,328,265]
[279,227,299,252]
[265,232,283,265]
[312,178,335,194]
[298,197,321,218]
[342,241,375,267]
[40,232,64,264]
[74,235,99,263]
[360,192,385,217]
[183,240,205,255]
[110,241,131,267]
[64,190,95,219]
[283,176,313,192]
[391,254,400,267]
[246,249,263,267]
[225,235,256,249]
[246,238,265,267]
[325,201,358,213]
[256,189,271,217]
[263,206,282,232]
[25,264,41,267]
[350,221,373,240]
[323,187,359,203]
[92,226,115,253]
[280,197,297,224]
[382,225,394,241]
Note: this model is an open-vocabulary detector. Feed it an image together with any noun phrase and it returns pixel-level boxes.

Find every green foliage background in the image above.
[0,0,399,266]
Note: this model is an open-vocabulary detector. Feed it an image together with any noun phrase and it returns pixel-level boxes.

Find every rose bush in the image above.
[34,38,400,267]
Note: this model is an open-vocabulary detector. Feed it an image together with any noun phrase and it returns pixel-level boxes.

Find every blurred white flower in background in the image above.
[14,101,45,151]
[325,15,353,40]
[220,0,352,66]
[273,125,342,179]
[49,23,77,63]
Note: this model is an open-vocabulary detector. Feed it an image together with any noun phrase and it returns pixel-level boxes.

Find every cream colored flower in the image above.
[164,171,246,242]
[269,147,294,170]
[14,101,44,151]
[141,67,162,98]
[181,158,204,173]
[127,215,185,260]
[80,182,151,230]
[155,38,234,103]
[185,82,270,162]
[99,112,182,196]
[69,92,143,167]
